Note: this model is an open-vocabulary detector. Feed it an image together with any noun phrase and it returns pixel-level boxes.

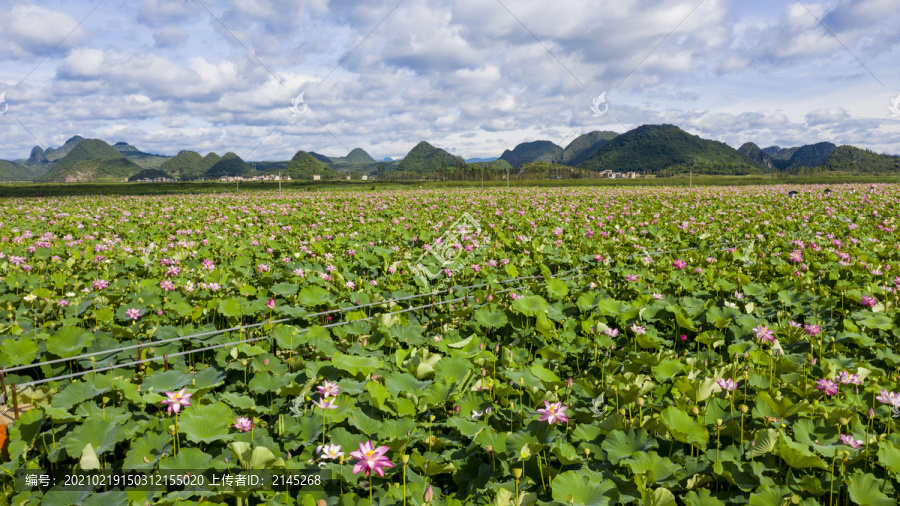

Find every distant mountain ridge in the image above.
[580,124,766,175]
[394,141,465,174]
[498,141,562,168]
[553,131,618,167]
[37,139,143,182]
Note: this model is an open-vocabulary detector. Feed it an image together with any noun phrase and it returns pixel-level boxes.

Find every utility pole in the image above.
[279,170,282,192]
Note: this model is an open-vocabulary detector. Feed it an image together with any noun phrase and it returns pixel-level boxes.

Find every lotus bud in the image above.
[429,414,436,423]
[317,500,327,506]
[691,406,699,416]
[512,468,522,479]
[454,405,460,413]
[424,484,434,503]
[636,397,644,407]
[242,360,247,366]
[585,448,591,457]
[479,343,483,350]
[716,418,723,427]
[519,378,524,386]
[751,440,756,446]
[486,445,493,453]
[869,408,875,419]
[401,455,410,464]
[839,417,849,426]
[740,404,748,413]
[481,368,486,377]
[486,407,492,415]
[567,377,573,388]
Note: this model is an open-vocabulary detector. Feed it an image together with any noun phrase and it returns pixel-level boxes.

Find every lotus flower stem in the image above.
[537,451,545,491]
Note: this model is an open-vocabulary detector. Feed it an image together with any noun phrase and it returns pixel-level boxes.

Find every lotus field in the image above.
[3,185,900,505]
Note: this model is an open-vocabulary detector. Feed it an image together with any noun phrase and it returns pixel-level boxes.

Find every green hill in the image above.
[394,141,465,174]
[37,139,142,182]
[308,152,334,166]
[42,136,86,162]
[159,150,222,179]
[579,124,767,176]
[274,151,342,180]
[738,142,775,169]
[786,142,836,169]
[0,160,38,181]
[128,168,175,181]
[818,146,900,174]
[498,140,562,168]
[203,153,253,178]
[469,159,513,171]
[331,148,376,165]
[553,131,617,166]
[113,142,170,170]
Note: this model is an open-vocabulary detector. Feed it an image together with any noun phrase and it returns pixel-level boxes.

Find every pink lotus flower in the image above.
[266,298,275,309]
[876,389,900,407]
[630,324,646,335]
[160,280,175,292]
[92,279,109,290]
[716,378,738,391]
[672,259,687,269]
[126,308,142,321]
[626,274,639,282]
[313,397,338,410]
[316,443,344,460]
[350,441,394,477]
[860,296,878,308]
[753,325,776,344]
[815,379,838,396]
[317,380,340,398]
[604,327,619,338]
[537,401,569,425]
[837,371,862,385]
[233,417,253,432]
[202,259,215,270]
[839,434,863,449]
[803,324,821,336]
[161,388,192,414]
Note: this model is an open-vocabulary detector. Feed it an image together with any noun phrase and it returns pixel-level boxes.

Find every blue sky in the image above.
[0,0,898,161]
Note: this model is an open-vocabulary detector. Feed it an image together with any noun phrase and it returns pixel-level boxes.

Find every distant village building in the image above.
[312,175,321,181]
[361,175,368,181]
[346,176,351,180]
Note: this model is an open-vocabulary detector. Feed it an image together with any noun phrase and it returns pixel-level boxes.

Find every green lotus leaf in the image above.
[746,428,779,459]
[47,326,93,358]
[601,428,658,465]
[551,468,617,506]
[877,440,900,477]
[159,447,216,470]
[218,298,242,318]
[0,337,38,366]
[473,306,508,329]
[545,277,568,300]
[683,489,727,506]
[659,406,708,450]
[845,472,894,506]
[297,286,332,307]
[332,352,384,376]
[79,443,100,470]
[64,415,130,457]
[778,435,826,469]
[512,295,548,316]
[178,402,234,444]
